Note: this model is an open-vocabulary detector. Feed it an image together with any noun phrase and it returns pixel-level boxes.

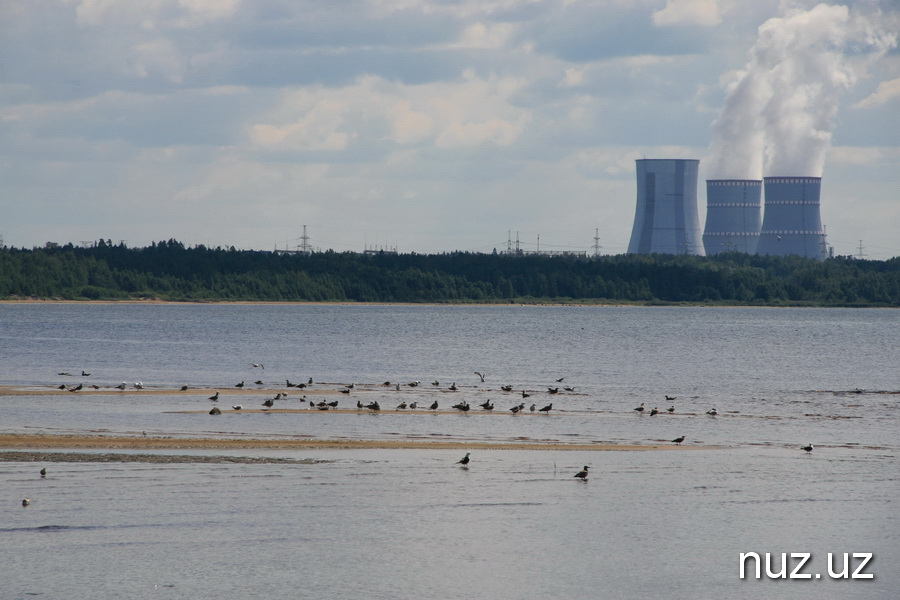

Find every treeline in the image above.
[1,239,898,306]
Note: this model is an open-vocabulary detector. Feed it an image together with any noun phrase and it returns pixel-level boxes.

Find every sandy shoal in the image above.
[0,433,712,452]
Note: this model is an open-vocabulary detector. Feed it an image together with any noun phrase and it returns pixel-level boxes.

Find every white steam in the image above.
[708,4,896,178]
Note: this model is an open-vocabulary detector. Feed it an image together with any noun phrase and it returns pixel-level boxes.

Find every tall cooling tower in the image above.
[756,177,827,259]
[627,159,704,255]
[702,179,762,254]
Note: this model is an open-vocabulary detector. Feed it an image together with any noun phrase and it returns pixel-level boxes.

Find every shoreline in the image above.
[0,433,710,453]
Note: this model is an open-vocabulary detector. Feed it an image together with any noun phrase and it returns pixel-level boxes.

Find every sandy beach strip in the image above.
[0,433,713,453]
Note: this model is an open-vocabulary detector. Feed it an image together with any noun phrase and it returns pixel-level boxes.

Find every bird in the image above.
[574,466,590,480]
[180,385,189,391]
[671,436,685,445]
[665,395,676,401]
[634,402,645,413]
[57,384,66,390]
[340,388,351,394]
[209,407,221,415]
[208,392,219,401]
[432,380,440,386]
[133,382,143,389]
[649,407,659,416]
[449,382,458,391]
[564,386,575,392]
[521,390,530,399]
[457,452,471,467]
[366,401,381,411]
[68,383,83,392]
[556,377,565,382]
[286,379,296,387]
[254,380,264,385]
[667,405,675,413]
[115,382,127,390]
[452,401,470,412]
[474,371,485,382]
[409,401,418,409]
[40,467,47,478]
[252,363,264,369]
[539,403,553,413]
[706,408,718,416]
[479,400,494,410]
[801,444,814,454]
[262,398,275,408]
[429,401,439,410]
[548,387,559,394]
[408,381,420,387]
[308,377,313,385]
[397,401,408,410]
[501,385,513,392]
[235,381,244,388]
[81,371,91,377]
[357,400,364,410]
[232,405,243,411]
[327,400,339,408]
[530,403,536,412]
[510,404,521,414]
[22,498,31,506]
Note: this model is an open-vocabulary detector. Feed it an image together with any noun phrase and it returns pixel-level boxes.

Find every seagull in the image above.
[801,444,814,454]
[209,407,221,415]
[252,363,264,369]
[706,408,718,416]
[340,388,351,394]
[409,402,418,409]
[671,436,685,445]
[262,398,275,408]
[539,403,553,413]
[474,371,485,382]
[232,405,242,411]
[134,382,143,389]
[208,392,219,401]
[457,452,471,467]
[574,466,590,480]
[556,377,565,383]
[667,405,675,413]
[501,385,513,392]
[408,381,420,387]
[40,467,47,478]
[432,380,440,386]
[634,402,645,413]
[429,401,438,410]
[116,382,127,390]
[68,383,83,392]
[510,404,521,414]
[452,401,470,412]
[22,498,31,506]
[397,402,408,410]
[564,386,575,392]
[650,407,659,416]
[479,400,494,410]
[530,403,536,412]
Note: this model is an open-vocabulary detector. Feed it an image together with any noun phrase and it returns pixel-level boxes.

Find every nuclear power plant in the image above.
[627,159,704,256]
[626,160,828,259]
[755,177,828,259]
[702,179,762,255]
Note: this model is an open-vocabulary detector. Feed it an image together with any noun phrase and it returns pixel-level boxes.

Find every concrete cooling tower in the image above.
[627,159,704,256]
[756,177,828,260]
[702,180,762,255]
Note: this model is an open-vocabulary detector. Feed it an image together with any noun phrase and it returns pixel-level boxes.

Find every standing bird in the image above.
[649,407,659,416]
[634,402,645,413]
[429,401,439,410]
[539,403,553,413]
[208,392,219,401]
[397,401,408,410]
[530,403,536,412]
[474,372,486,382]
[667,405,675,413]
[40,467,47,478]
[671,436,685,446]
[180,385,189,391]
[22,498,31,506]
[409,401,418,409]
[134,382,143,389]
[235,381,244,388]
[457,452,471,467]
[801,444,814,454]
[574,466,590,480]
[521,390,530,399]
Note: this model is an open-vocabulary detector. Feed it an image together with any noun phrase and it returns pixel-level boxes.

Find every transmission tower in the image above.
[592,228,602,256]
[856,240,867,260]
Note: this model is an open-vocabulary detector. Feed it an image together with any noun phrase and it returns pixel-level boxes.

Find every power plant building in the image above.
[756,177,828,260]
[627,159,704,256]
[702,179,762,254]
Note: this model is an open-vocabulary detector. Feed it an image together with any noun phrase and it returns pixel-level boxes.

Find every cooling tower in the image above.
[702,180,762,254]
[756,177,827,259]
[627,159,704,255]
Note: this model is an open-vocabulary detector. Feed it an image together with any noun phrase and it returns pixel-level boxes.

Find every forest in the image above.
[1,239,898,306]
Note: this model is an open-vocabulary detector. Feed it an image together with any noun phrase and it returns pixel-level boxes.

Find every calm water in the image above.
[1,304,898,599]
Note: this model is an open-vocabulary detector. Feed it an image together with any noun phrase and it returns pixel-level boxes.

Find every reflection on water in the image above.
[1,304,898,599]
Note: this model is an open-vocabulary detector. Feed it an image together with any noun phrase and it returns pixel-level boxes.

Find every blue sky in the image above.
[2,0,898,258]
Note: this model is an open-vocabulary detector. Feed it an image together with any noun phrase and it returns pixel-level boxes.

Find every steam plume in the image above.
[708,4,896,178]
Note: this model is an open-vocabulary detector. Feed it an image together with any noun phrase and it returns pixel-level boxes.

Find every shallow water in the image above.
[1,304,898,599]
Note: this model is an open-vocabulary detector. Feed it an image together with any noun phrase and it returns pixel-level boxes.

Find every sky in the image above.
[1,0,898,258]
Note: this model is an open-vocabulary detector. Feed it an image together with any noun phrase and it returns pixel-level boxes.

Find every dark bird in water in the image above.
[209,407,221,415]
[474,371,485,382]
[801,444,814,454]
[297,382,307,389]
[564,386,575,392]
[397,402,408,410]
[432,380,440,386]
[634,402,645,413]
[22,498,31,506]
[57,384,66,390]
[235,381,244,388]
[449,382,458,391]
[548,387,559,394]
[208,392,219,401]
[68,383,83,392]
[286,380,295,387]
[180,385,189,391]
[254,380,264,385]
[667,405,675,413]
[408,381,420,387]
[650,407,659,416]
[457,452,471,467]
[574,466,590,480]
[501,385,513,392]
[232,405,242,411]
[429,401,438,410]
[81,371,91,377]
[366,401,381,411]
[556,377,565,383]
[340,388,351,394]
[665,395,676,401]
[671,436,685,445]
[521,391,530,398]
[479,400,494,410]
[262,398,274,408]
[40,468,47,478]
[539,403,553,413]
[327,400,339,408]
[706,408,718,416]
[58,372,72,376]
[452,401,470,412]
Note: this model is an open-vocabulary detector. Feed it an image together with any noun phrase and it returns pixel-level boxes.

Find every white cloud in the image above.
[854,77,900,109]
[653,0,722,27]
